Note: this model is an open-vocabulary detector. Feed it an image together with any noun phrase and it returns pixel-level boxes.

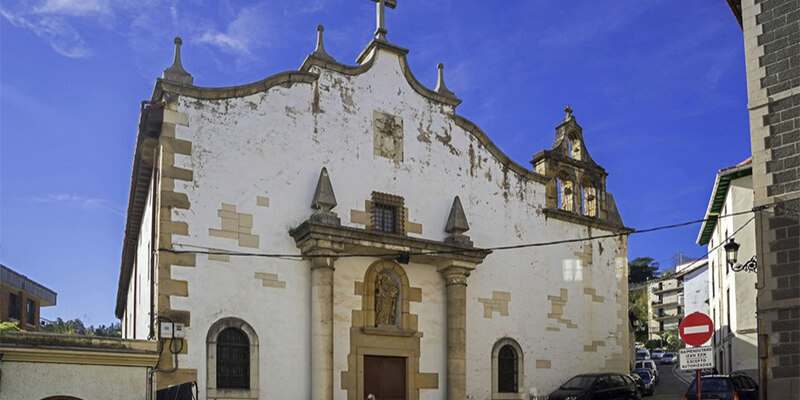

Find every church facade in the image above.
[116,7,632,400]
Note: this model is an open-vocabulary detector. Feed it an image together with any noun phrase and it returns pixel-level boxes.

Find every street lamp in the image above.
[724,238,757,273]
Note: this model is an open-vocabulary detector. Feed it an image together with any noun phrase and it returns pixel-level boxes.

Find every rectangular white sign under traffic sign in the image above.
[679,346,714,370]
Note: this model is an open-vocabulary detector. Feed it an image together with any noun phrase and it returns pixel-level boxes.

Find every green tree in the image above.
[41,318,89,335]
[92,323,122,337]
[629,289,649,342]
[629,257,660,284]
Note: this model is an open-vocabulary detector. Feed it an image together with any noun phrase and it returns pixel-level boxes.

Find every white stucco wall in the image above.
[162,47,627,399]
[0,361,150,400]
[124,177,155,340]
[708,174,757,374]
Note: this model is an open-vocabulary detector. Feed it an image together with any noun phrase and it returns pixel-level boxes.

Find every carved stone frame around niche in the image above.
[341,260,438,400]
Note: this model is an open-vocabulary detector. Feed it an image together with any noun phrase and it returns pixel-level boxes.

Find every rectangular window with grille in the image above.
[26,300,35,325]
[8,293,20,320]
[371,192,404,234]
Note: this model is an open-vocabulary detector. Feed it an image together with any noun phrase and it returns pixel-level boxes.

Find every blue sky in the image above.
[0,0,751,326]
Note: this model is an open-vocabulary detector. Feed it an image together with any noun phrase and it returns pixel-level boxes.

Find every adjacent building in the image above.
[697,158,758,377]
[646,277,684,343]
[114,5,634,399]
[0,263,57,331]
[675,258,710,318]
[726,1,800,398]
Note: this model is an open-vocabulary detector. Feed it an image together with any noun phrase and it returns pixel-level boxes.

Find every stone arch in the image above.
[567,130,582,161]
[491,337,525,399]
[580,175,598,217]
[206,317,260,399]
[362,260,412,330]
[556,169,576,213]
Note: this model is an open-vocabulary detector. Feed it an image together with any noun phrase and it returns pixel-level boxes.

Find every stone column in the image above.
[310,248,339,400]
[438,263,473,400]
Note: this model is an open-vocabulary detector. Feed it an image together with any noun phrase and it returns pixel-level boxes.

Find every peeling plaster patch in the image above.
[478,291,511,318]
[332,77,356,114]
[546,289,578,329]
[254,272,286,288]
[583,340,605,352]
[501,167,510,201]
[583,287,605,303]
[256,196,270,207]
[434,129,460,156]
[468,144,476,177]
[416,121,431,143]
[208,203,260,248]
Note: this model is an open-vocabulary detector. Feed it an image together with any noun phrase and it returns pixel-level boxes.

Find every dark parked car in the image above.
[631,368,654,396]
[660,352,676,365]
[549,373,642,400]
[684,374,759,400]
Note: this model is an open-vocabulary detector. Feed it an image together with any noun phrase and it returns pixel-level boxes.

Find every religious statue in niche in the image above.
[375,273,399,327]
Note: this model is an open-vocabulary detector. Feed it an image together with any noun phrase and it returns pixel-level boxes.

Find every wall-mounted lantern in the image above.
[724,238,757,273]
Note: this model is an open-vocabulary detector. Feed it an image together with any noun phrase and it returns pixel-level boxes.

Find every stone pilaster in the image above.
[438,263,473,400]
[308,245,341,400]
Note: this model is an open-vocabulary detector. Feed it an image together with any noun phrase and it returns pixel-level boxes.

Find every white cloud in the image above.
[34,0,111,17]
[0,8,91,57]
[33,193,124,216]
[195,5,274,56]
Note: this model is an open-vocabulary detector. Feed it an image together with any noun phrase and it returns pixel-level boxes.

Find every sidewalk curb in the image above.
[672,365,692,386]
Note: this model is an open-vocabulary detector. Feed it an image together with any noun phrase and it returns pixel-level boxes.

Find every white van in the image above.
[633,360,659,383]
[635,349,651,360]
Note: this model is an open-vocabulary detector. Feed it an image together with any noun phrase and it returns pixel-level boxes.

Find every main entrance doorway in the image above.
[364,355,407,400]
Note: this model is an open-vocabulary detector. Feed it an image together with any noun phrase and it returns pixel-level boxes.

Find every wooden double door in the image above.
[363,355,407,400]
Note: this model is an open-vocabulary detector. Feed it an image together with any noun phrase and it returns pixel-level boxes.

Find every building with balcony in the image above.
[0,263,57,331]
[675,258,709,322]
[646,277,684,341]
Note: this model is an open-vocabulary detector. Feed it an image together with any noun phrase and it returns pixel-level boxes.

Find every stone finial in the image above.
[564,104,573,121]
[162,37,193,85]
[310,167,340,225]
[445,196,472,246]
[435,63,456,98]
[311,25,335,62]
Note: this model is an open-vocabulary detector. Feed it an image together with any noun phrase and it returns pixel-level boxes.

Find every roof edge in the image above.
[696,163,753,245]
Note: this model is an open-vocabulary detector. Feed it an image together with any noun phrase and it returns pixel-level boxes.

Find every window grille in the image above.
[217,328,250,389]
[498,345,518,392]
[26,300,35,325]
[371,192,404,234]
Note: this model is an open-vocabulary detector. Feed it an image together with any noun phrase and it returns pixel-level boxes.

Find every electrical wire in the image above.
[159,206,770,259]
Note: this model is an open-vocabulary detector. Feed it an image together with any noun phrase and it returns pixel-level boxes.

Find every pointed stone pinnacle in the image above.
[312,25,335,62]
[445,196,472,246]
[162,36,193,85]
[445,196,469,234]
[312,167,337,211]
[435,63,456,98]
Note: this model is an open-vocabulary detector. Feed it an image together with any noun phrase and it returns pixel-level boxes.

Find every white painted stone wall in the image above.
[154,47,627,399]
[708,174,757,374]
[123,178,154,340]
[0,361,150,400]
[683,267,709,317]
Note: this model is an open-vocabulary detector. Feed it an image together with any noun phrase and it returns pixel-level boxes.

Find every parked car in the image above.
[631,369,655,396]
[635,349,651,360]
[684,374,759,400]
[660,352,677,364]
[549,373,642,400]
[633,360,659,383]
[651,349,664,359]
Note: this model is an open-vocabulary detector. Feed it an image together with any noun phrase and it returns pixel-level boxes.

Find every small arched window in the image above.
[557,170,575,213]
[217,328,250,389]
[567,132,582,160]
[581,178,597,217]
[498,345,518,392]
[492,338,524,399]
[207,317,259,398]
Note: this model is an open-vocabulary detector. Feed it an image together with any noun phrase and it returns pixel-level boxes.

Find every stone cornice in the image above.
[530,149,607,175]
[542,208,633,234]
[451,115,550,185]
[153,71,319,100]
[0,332,158,367]
[289,221,491,265]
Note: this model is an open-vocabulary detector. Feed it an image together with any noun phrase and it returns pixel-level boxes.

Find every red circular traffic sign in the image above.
[679,312,714,346]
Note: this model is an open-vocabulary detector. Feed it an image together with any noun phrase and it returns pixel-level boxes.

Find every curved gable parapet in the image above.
[155,70,319,100]
[301,40,462,107]
[451,114,549,185]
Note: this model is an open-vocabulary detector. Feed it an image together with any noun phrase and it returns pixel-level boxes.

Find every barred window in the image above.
[217,328,250,389]
[498,345,518,393]
[371,192,405,234]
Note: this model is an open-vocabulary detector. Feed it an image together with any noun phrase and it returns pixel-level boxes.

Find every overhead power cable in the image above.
[159,205,770,259]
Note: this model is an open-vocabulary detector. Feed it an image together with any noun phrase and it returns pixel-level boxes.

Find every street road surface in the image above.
[650,363,690,399]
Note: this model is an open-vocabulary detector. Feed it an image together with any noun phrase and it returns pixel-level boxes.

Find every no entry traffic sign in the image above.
[680,312,714,346]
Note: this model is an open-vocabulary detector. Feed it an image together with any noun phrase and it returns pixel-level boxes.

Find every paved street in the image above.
[650,363,690,399]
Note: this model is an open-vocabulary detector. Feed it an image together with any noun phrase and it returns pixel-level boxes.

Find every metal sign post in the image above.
[679,313,715,400]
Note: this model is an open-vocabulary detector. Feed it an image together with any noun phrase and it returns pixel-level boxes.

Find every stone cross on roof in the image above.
[564,104,573,120]
[370,0,397,41]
